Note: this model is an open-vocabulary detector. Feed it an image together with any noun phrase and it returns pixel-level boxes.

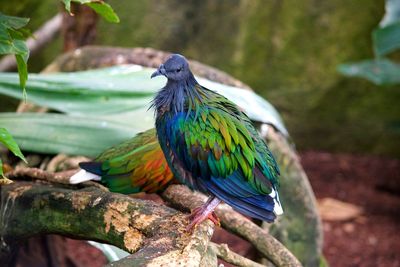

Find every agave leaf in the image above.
[0,65,288,136]
[0,113,137,157]
[0,66,157,115]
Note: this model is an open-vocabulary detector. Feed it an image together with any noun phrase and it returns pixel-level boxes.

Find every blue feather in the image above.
[200,179,276,222]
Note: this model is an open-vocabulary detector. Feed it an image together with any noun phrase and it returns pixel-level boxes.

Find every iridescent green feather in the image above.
[173,86,279,195]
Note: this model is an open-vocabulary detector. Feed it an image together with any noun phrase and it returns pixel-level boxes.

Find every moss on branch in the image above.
[0,180,214,266]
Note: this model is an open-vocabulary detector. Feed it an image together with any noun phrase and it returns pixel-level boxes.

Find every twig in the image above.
[7,167,108,191]
[8,167,72,184]
[162,185,302,267]
[209,242,266,267]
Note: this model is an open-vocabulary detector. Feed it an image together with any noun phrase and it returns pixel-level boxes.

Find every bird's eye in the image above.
[176,67,182,73]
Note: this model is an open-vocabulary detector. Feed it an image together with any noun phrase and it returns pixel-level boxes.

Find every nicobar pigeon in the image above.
[151,54,283,229]
[70,54,283,230]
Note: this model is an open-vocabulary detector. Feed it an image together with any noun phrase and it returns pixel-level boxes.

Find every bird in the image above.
[151,54,283,229]
[70,128,175,194]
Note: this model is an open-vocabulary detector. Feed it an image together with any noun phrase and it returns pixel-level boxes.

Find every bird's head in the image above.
[151,54,190,81]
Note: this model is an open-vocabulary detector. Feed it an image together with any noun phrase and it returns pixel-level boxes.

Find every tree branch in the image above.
[0,180,214,266]
[209,242,266,267]
[162,185,302,267]
[7,167,108,191]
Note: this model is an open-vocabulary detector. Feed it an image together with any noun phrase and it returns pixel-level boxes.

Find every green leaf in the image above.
[0,113,136,157]
[15,54,28,93]
[0,67,156,116]
[0,13,29,30]
[373,21,400,57]
[0,127,27,163]
[86,2,120,23]
[61,0,72,14]
[61,0,119,23]
[0,38,28,57]
[0,26,10,42]
[338,59,400,85]
[0,13,29,92]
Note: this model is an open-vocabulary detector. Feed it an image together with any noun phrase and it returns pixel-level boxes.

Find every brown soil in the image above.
[300,151,400,267]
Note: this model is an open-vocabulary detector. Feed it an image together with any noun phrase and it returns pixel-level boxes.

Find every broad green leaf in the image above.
[0,40,14,54]
[0,13,29,91]
[380,0,400,27]
[86,2,120,23]
[8,27,31,40]
[338,59,400,85]
[0,127,27,163]
[0,113,136,157]
[0,13,29,30]
[0,38,28,57]
[0,26,10,42]
[0,65,288,136]
[373,21,400,57]
[0,67,156,116]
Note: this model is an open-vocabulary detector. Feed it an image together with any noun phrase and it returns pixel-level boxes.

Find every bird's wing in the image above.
[80,129,174,194]
[208,88,280,186]
[166,104,281,220]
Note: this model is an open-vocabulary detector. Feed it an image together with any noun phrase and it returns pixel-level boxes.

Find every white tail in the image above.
[269,187,284,215]
[69,169,101,184]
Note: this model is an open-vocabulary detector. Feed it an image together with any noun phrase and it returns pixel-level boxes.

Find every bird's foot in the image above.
[186,197,221,232]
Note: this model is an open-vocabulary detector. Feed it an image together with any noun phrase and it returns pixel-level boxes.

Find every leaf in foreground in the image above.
[0,127,27,163]
[0,13,30,92]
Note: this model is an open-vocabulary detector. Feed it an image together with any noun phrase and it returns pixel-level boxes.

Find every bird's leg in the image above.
[186,196,221,231]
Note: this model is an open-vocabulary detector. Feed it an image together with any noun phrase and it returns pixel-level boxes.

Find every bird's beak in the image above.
[151,64,166,78]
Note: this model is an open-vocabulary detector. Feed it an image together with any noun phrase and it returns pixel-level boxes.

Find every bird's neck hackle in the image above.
[153,72,204,115]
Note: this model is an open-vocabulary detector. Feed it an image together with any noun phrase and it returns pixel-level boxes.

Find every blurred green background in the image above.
[2,0,399,157]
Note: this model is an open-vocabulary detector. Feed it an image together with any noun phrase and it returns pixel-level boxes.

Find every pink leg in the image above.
[187,197,221,231]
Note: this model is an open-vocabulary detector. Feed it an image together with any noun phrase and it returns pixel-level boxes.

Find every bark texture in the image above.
[0,180,214,267]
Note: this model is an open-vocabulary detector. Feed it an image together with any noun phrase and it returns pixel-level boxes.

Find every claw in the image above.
[186,197,221,232]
